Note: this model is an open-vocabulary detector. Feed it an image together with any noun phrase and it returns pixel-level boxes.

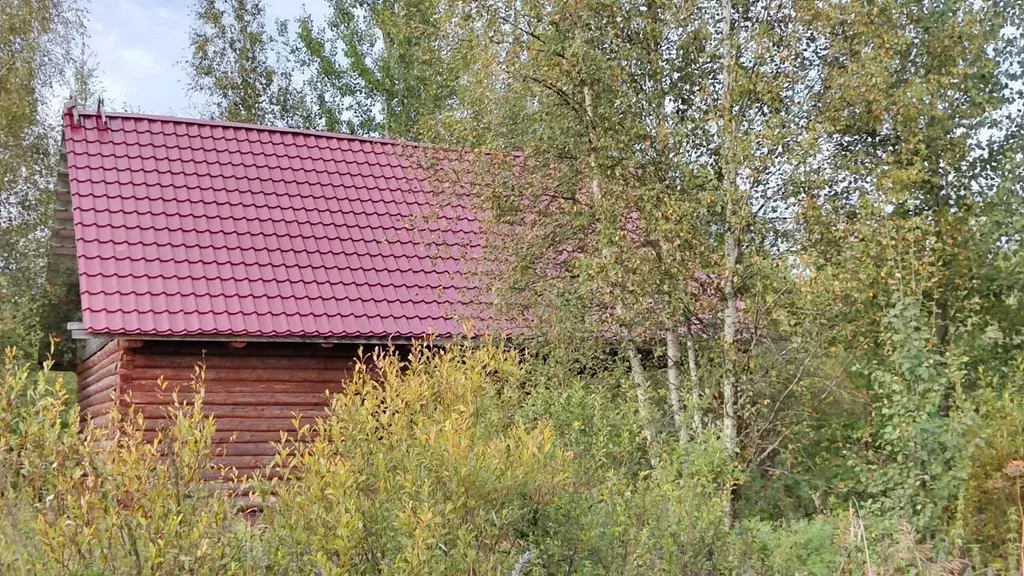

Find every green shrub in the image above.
[0,349,253,575]
[257,343,733,574]
[2,342,1019,574]
[739,516,842,575]
[954,356,1024,570]
[257,342,574,574]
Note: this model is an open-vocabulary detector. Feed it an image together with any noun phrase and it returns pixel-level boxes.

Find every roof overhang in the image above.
[67,321,430,347]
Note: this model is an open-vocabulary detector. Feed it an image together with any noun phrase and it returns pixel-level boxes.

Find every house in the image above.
[47,106,484,476]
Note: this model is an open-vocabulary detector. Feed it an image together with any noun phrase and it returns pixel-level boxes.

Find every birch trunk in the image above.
[686,327,702,434]
[583,85,601,199]
[626,342,658,450]
[583,84,658,453]
[720,0,740,527]
[666,330,687,443]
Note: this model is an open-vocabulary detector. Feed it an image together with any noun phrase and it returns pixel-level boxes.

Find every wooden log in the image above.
[142,431,305,443]
[132,354,357,370]
[123,380,349,394]
[77,374,119,403]
[79,385,117,410]
[137,405,328,420]
[81,402,116,420]
[127,391,332,406]
[142,417,320,432]
[76,339,123,374]
[117,348,136,409]
[132,367,354,383]
[201,468,287,481]
[86,412,113,429]
[211,443,284,457]
[213,455,277,469]
[138,340,369,358]
[78,346,370,485]
[75,353,120,391]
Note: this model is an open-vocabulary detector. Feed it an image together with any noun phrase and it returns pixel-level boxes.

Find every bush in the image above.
[257,342,575,574]
[3,342,1017,574]
[0,343,735,574]
[256,343,736,574]
[955,356,1024,570]
[0,349,252,574]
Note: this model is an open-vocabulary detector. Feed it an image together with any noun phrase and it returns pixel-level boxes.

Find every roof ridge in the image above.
[69,109,438,150]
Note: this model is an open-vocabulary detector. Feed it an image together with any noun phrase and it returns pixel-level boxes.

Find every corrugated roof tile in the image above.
[63,111,487,339]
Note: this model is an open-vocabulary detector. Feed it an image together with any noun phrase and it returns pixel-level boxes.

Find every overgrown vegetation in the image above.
[3,0,1024,572]
[7,343,1024,574]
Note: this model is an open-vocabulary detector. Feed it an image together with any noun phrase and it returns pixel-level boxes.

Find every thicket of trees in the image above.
[185,0,1024,567]
[2,0,1024,572]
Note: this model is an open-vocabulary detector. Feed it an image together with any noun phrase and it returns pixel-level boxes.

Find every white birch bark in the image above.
[626,342,657,448]
[666,330,687,443]
[720,0,740,527]
[686,326,702,434]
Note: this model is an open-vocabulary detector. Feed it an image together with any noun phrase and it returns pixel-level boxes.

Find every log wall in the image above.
[76,339,141,429]
[77,339,369,478]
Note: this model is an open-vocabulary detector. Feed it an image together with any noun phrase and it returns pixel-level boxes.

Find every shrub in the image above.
[954,356,1024,570]
[253,342,734,574]
[5,341,1014,574]
[256,342,575,574]
[0,349,254,575]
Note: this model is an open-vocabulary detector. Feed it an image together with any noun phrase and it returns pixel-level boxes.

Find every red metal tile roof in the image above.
[64,111,482,340]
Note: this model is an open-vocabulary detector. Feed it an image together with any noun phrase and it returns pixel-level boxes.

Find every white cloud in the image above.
[115,47,158,75]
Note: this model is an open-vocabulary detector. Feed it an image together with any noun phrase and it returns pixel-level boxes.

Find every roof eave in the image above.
[66,322,444,346]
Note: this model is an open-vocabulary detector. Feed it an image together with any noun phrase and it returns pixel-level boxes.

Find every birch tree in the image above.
[433,0,823,472]
[786,0,1024,530]
[188,0,313,126]
[430,0,724,449]
[0,0,81,356]
[285,0,469,139]
[718,0,740,489]
[180,0,1024,541]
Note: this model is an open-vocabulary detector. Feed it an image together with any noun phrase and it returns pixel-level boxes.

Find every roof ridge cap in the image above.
[71,110,443,150]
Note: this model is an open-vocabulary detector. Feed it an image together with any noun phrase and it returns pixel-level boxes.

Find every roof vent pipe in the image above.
[63,95,80,126]
[96,97,107,128]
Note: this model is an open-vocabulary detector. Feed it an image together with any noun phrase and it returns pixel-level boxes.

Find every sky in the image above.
[83,0,329,116]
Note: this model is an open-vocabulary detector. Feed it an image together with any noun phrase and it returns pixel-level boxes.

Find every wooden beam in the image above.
[79,335,114,361]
